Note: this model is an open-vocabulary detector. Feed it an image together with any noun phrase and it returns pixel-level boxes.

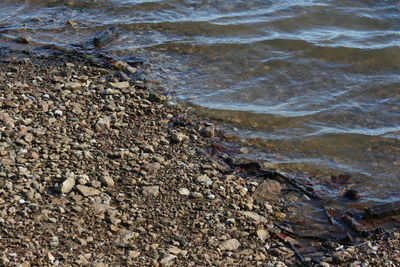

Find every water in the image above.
[1,1,399,202]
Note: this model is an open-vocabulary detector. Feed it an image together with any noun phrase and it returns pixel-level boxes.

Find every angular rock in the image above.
[200,126,215,138]
[160,253,176,265]
[128,251,140,259]
[65,82,83,90]
[109,81,129,89]
[178,188,190,196]
[196,174,211,183]
[110,60,129,71]
[26,151,39,159]
[143,145,154,153]
[99,175,115,187]
[239,211,268,224]
[76,185,101,197]
[60,178,76,194]
[142,186,160,197]
[170,132,188,144]
[219,239,241,251]
[257,229,270,242]
[252,180,283,202]
[95,116,111,131]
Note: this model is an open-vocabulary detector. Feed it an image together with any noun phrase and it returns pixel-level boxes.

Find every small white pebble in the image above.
[54,110,63,116]
[207,194,216,200]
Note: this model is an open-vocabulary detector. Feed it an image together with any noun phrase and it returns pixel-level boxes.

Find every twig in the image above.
[331,185,353,202]
[323,207,336,225]
[274,223,329,242]
[275,232,306,263]
[270,172,322,200]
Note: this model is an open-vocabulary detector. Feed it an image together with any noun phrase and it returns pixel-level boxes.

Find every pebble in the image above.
[65,82,83,90]
[76,185,101,197]
[239,211,268,224]
[128,251,140,259]
[109,81,130,89]
[196,174,211,183]
[200,126,215,138]
[256,229,270,241]
[190,192,203,198]
[96,116,111,131]
[219,239,241,251]
[252,180,283,202]
[142,186,160,197]
[60,177,76,194]
[170,132,188,143]
[160,253,176,265]
[207,194,216,200]
[178,188,190,196]
[99,175,115,187]
[318,262,330,267]
[16,35,31,44]
[54,110,63,116]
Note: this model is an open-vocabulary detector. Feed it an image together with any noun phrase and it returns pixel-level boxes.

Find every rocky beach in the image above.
[0,47,399,267]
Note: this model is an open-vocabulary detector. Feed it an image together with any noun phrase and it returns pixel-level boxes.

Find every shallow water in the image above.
[0,0,399,203]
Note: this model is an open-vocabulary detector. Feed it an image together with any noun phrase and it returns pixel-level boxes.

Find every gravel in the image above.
[0,48,398,266]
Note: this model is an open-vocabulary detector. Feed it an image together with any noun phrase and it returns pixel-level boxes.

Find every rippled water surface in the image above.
[1,0,399,202]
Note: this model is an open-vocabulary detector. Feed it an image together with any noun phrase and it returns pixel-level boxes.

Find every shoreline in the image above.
[0,47,399,266]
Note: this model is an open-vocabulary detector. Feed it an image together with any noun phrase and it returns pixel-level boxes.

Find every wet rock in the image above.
[67,20,78,27]
[110,60,136,73]
[76,185,101,197]
[148,93,166,103]
[200,126,215,138]
[16,35,31,44]
[219,239,241,251]
[269,247,294,258]
[344,189,361,200]
[252,180,283,202]
[142,186,160,197]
